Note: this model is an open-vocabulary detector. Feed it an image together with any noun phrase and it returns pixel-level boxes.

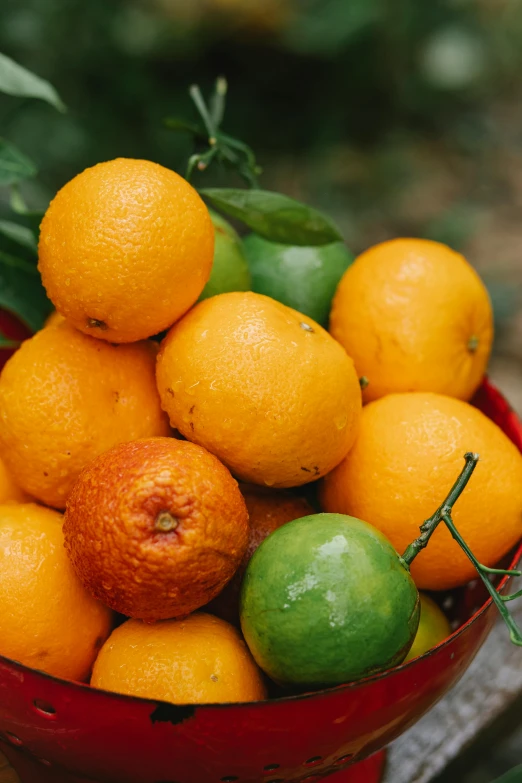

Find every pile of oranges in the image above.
[0,157,521,705]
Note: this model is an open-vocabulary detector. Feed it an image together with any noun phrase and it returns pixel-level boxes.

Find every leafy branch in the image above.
[165,77,261,188]
[402,453,522,646]
[165,77,344,247]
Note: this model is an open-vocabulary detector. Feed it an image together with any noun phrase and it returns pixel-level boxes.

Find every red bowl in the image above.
[0,378,520,783]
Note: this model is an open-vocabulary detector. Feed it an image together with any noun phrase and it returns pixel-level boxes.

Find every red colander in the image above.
[1,378,521,783]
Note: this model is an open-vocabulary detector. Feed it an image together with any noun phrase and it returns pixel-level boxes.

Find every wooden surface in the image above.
[385,600,522,783]
[0,753,19,783]
[1,602,521,783]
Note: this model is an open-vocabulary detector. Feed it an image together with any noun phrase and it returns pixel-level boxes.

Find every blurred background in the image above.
[0,0,522,412]
[0,2,521,780]
[0,0,521,415]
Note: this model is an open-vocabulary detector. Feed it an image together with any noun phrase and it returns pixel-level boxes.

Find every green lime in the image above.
[242,234,354,327]
[404,593,451,662]
[199,211,251,301]
[240,513,419,687]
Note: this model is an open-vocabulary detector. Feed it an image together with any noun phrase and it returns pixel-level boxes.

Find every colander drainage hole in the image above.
[335,754,354,766]
[5,732,23,746]
[304,756,322,767]
[33,699,56,718]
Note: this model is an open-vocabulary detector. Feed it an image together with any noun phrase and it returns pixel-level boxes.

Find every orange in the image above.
[329,238,493,402]
[0,503,113,681]
[210,486,314,624]
[320,392,522,590]
[0,457,30,503]
[156,291,362,488]
[44,310,65,328]
[91,613,266,704]
[0,321,170,508]
[38,158,214,343]
[64,437,249,622]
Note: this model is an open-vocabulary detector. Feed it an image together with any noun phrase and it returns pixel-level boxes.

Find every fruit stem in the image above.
[467,335,479,353]
[401,452,479,568]
[401,452,522,647]
[172,78,261,188]
[154,512,179,533]
[441,512,522,646]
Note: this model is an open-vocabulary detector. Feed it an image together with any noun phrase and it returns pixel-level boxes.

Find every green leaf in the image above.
[0,139,37,186]
[0,220,37,253]
[9,185,45,237]
[0,52,66,112]
[0,250,51,331]
[491,766,522,783]
[0,332,21,349]
[200,189,343,246]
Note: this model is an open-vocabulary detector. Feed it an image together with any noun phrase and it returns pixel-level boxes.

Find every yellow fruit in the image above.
[156,291,362,488]
[38,158,214,343]
[320,392,522,590]
[0,503,113,681]
[405,594,451,662]
[330,238,493,402]
[0,321,170,508]
[91,613,266,704]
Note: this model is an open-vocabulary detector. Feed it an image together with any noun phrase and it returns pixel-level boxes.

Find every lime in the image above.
[243,234,354,327]
[240,513,419,687]
[404,593,451,662]
[199,211,251,301]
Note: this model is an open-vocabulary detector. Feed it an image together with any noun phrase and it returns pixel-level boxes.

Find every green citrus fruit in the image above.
[199,211,251,301]
[240,513,419,687]
[404,593,451,662]
[243,234,354,327]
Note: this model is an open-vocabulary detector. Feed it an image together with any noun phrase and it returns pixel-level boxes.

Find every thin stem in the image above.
[169,79,262,188]
[237,161,260,189]
[442,514,522,646]
[481,565,522,576]
[219,131,258,165]
[502,589,522,603]
[401,452,522,646]
[217,144,240,166]
[210,76,227,129]
[185,153,201,184]
[401,452,479,567]
[189,84,216,140]
[185,147,220,183]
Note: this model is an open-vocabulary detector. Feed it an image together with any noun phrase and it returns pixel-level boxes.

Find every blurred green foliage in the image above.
[1,0,522,332]
[492,766,522,783]
[1,0,522,207]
